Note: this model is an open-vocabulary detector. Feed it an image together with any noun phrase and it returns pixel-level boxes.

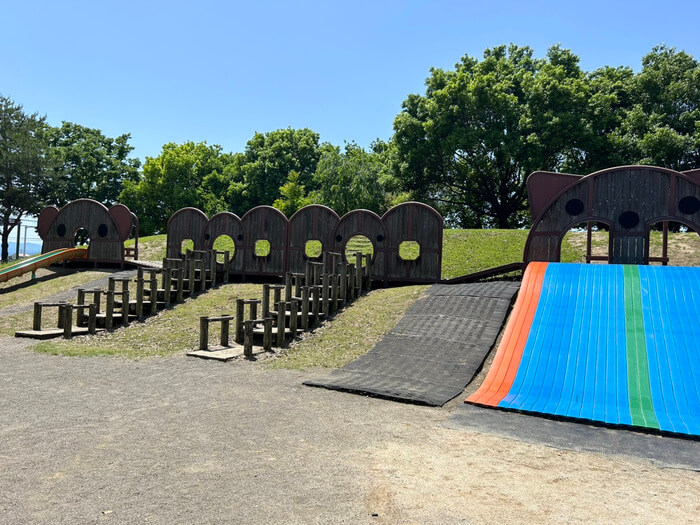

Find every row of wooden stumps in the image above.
[15,249,227,340]
[187,251,372,361]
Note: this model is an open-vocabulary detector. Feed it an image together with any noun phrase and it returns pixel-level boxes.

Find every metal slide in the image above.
[467,262,700,436]
[0,248,87,284]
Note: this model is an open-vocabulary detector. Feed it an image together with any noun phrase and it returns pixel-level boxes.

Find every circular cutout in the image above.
[181,239,194,255]
[618,211,640,229]
[565,199,585,216]
[335,234,343,243]
[399,241,420,261]
[57,224,66,237]
[212,235,235,263]
[97,224,108,237]
[255,239,271,257]
[678,196,700,215]
[237,234,244,242]
[204,233,211,241]
[344,234,374,262]
[305,240,322,259]
[376,234,385,243]
[74,227,90,246]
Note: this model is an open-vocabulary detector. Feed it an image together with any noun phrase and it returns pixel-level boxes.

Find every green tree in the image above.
[0,95,51,262]
[312,142,388,215]
[120,141,232,234]
[393,44,593,227]
[272,170,310,216]
[46,122,141,206]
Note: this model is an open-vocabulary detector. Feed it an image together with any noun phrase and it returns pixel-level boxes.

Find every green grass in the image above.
[270,285,428,369]
[440,229,529,279]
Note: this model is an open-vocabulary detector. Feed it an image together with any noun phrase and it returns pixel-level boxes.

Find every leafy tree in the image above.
[0,95,51,262]
[46,122,140,206]
[272,170,310,217]
[120,141,232,234]
[312,142,389,215]
[393,44,591,228]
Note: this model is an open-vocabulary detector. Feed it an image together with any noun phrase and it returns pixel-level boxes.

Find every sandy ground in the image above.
[1,337,698,524]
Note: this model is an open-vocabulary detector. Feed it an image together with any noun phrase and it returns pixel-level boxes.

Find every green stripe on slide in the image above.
[623,265,659,429]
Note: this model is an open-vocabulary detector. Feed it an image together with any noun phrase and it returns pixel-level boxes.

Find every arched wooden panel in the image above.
[287,205,340,273]
[382,202,443,282]
[525,166,700,265]
[166,208,209,259]
[202,212,245,272]
[240,206,288,277]
[331,209,387,280]
[40,199,125,261]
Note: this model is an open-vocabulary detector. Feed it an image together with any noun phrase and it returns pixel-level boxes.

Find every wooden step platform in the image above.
[15,327,105,340]
[187,344,266,361]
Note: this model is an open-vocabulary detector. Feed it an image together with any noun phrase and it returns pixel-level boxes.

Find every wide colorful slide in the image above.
[467,262,700,436]
[0,248,87,284]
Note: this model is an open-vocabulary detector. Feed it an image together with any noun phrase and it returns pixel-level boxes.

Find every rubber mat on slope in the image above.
[467,263,700,437]
[304,283,519,406]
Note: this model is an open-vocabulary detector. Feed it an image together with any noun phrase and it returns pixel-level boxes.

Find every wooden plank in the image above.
[187,344,266,361]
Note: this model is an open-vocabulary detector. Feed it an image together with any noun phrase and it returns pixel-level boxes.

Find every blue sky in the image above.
[2,0,698,164]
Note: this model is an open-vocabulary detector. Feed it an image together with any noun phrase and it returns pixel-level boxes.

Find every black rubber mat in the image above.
[304,282,519,406]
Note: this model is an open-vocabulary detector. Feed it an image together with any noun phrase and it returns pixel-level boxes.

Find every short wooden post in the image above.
[88,303,97,334]
[149,271,158,314]
[355,252,363,292]
[301,286,310,330]
[176,268,184,303]
[77,289,85,306]
[293,273,303,298]
[163,268,172,307]
[285,272,293,301]
[93,290,102,314]
[209,250,217,287]
[339,262,348,304]
[220,317,230,347]
[347,263,356,300]
[122,289,130,326]
[273,285,282,307]
[235,299,245,344]
[33,303,42,331]
[277,301,286,347]
[305,261,312,288]
[262,284,270,317]
[57,303,64,328]
[249,300,258,321]
[188,257,195,296]
[311,286,320,327]
[199,316,209,351]
[321,273,329,315]
[198,259,206,292]
[223,251,230,283]
[136,268,144,321]
[63,304,73,339]
[331,274,339,313]
[289,299,298,336]
[108,277,116,292]
[105,291,115,330]
[243,320,254,357]
[263,318,273,351]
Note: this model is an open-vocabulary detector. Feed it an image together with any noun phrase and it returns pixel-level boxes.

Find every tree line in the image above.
[1,44,698,259]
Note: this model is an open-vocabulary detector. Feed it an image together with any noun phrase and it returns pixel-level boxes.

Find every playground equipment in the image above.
[167,202,443,284]
[38,198,139,264]
[0,248,87,283]
[525,165,700,265]
[467,262,700,437]
[188,250,372,361]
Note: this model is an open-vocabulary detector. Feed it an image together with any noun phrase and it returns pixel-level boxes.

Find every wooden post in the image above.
[199,316,209,351]
[77,289,85,306]
[108,276,116,292]
[273,285,282,307]
[277,301,286,347]
[198,259,206,292]
[262,284,270,317]
[188,255,196,296]
[249,300,258,322]
[305,261,312,288]
[88,303,97,334]
[263,318,273,351]
[93,290,101,314]
[347,263,356,300]
[105,291,114,330]
[223,251,230,283]
[293,273,303,298]
[355,252,363,292]
[63,304,73,339]
[321,273,329,315]
[331,274,339,313]
[122,289,130,326]
[339,261,347,305]
[243,320,254,357]
[57,303,64,328]
[163,268,172,307]
[149,271,158,314]
[289,299,298,336]
[235,299,244,344]
[210,250,217,287]
[33,303,42,331]
[285,272,293,302]
[301,286,310,330]
[220,317,230,347]
[136,268,144,321]
[311,286,320,327]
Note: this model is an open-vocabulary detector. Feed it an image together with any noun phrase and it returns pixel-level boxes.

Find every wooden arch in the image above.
[382,202,443,282]
[331,209,387,279]
[38,199,130,262]
[287,205,340,273]
[240,206,288,277]
[166,207,209,259]
[202,212,245,273]
[525,165,700,264]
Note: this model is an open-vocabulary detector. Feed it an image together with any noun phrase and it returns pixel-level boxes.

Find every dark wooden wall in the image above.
[166,202,444,282]
[38,199,132,262]
[525,166,700,264]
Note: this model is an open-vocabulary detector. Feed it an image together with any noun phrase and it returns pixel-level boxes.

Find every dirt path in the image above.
[1,338,697,524]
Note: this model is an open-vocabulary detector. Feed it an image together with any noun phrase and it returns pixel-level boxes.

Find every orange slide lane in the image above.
[466,262,548,406]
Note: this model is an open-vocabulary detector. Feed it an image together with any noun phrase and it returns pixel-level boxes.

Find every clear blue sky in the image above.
[2,0,698,163]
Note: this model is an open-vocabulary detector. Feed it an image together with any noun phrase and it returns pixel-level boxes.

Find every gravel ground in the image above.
[1,337,698,524]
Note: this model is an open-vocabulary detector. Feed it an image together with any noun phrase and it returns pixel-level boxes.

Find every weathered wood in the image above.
[166,207,208,259]
[105,291,115,330]
[276,301,286,346]
[289,300,298,336]
[311,286,320,327]
[149,271,158,314]
[321,273,329,315]
[163,268,172,307]
[339,262,348,304]
[330,273,339,313]
[301,286,310,330]
[285,272,293,301]
[199,316,209,351]
[88,303,97,334]
[63,304,73,338]
[33,303,42,331]
[176,268,184,303]
[121,290,130,326]
[262,284,270,317]
[136,268,144,320]
[244,320,254,357]
[263,318,273,351]
[287,205,340,273]
[241,206,288,277]
[235,299,244,344]
[220,317,230,347]
[201,211,245,274]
